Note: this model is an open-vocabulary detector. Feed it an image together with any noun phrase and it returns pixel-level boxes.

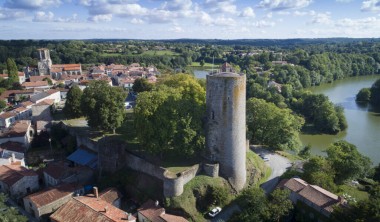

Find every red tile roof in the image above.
[0,112,16,119]
[50,196,136,222]
[99,187,123,204]
[0,165,37,186]
[138,200,188,222]
[282,178,308,193]
[298,185,340,213]
[0,120,31,138]
[24,183,78,208]
[22,81,48,88]
[29,76,51,82]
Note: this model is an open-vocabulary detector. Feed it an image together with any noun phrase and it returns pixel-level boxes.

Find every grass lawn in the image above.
[338,184,370,202]
[276,150,304,162]
[246,150,272,186]
[141,50,179,56]
[100,53,121,57]
[189,62,219,69]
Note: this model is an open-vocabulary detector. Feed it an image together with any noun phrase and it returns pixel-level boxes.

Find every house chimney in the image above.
[11,153,16,163]
[104,206,108,213]
[93,187,99,199]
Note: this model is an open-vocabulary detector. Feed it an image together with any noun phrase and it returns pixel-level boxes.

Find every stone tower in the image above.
[37,48,52,75]
[206,70,246,191]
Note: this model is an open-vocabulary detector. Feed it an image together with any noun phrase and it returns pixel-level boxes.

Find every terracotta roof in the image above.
[43,162,70,180]
[282,178,308,193]
[0,74,8,79]
[35,99,55,106]
[24,183,78,208]
[22,81,48,87]
[298,185,340,213]
[99,188,123,204]
[20,101,34,107]
[51,64,81,72]
[36,121,50,131]
[0,112,16,119]
[0,141,25,153]
[46,89,59,95]
[0,120,31,138]
[160,214,188,222]
[29,76,51,82]
[138,200,188,222]
[0,165,37,186]
[138,200,165,222]
[50,196,136,222]
[18,72,24,77]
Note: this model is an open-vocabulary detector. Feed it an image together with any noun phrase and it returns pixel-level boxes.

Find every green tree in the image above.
[326,140,372,184]
[43,77,53,86]
[0,100,6,111]
[298,144,311,159]
[303,156,336,191]
[132,78,153,93]
[246,98,304,151]
[0,193,28,222]
[6,58,18,86]
[370,79,380,106]
[267,189,293,222]
[134,74,205,157]
[231,187,269,222]
[63,85,83,118]
[199,59,205,67]
[356,88,371,102]
[81,80,126,133]
[372,163,380,182]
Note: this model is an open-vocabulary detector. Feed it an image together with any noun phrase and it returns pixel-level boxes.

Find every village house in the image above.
[138,199,188,222]
[98,187,123,208]
[0,112,16,128]
[50,64,82,79]
[0,165,39,199]
[0,149,25,166]
[0,72,26,84]
[23,183,84,221]
[32,99,55,123]
[50,187,136,222]
[267,80,282,93]
[0,89,35,104]
[0,120,34,148]
[0,103,33,129]
[278,177,346,221]
[43,161,94,187]
[30,89,61,104]
[22,81,50,90]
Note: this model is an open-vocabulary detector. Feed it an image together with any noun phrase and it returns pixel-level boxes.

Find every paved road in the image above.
[253,147,292,193]
[208,147,291,221]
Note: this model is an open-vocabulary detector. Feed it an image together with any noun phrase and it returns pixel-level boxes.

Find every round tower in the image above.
[206,72,246,191]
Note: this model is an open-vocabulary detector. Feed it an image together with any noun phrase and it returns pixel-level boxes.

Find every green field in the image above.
[141,50,179,56]
[189,62,218,69]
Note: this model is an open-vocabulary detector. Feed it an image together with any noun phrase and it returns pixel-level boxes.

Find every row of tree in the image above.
[356,78,380,107]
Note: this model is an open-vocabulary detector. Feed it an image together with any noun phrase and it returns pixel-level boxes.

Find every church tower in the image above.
[205,66,246,191]
[37,48,52,75]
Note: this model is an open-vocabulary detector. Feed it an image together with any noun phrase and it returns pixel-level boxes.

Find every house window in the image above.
[212,111,215,120]
[26,187,31,193]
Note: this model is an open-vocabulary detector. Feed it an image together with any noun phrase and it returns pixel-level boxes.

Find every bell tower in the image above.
[37,48,52,75]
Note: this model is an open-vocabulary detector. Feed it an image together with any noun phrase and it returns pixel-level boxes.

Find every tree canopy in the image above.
[370,79,380,106]
[81,80,126,132]
[63,85,83,118]
[6,58,18,85]
[0,193,28,222]
[134,74,205,157]
[246,98,304,151]
[326,140,372,184]
[132,78,153,93]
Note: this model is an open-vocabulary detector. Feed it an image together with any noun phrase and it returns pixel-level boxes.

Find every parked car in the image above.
[208,207,222,218]
[263,156,270,161]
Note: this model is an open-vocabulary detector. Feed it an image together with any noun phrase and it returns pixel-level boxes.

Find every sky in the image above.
[0,0,380,39]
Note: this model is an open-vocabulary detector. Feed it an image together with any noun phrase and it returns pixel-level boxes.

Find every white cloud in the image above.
[336,17,379,28]
[130,18,144,24]
[266,12,273,18]
[0,7,25,20]
[170,26,184,33]
[336,0,353,2]
[4,0,62,9]
[294,10,315,16]
[361,0,380,12]
[258,0,313,10]
[33,11,54,22]
[88,14,112,22]
[204,0,238,14]
[240,7,255,17]
[162,0,192,11]
[214,16,236,26]
[311,12,332,24]
[253,20,275,28]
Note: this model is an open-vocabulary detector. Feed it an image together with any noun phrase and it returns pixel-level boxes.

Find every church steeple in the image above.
[37,48,52,75]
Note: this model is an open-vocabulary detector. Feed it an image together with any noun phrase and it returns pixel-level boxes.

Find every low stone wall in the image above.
[203,163,219,178]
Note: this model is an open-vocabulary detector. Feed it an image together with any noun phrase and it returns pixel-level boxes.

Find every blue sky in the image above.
[0,0,380,39]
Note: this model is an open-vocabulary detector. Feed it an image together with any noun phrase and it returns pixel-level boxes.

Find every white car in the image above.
[263,156,270,162]
[208,207,222,218]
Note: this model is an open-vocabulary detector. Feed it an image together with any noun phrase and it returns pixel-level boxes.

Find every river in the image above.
[193,68,380,165]
[299,75,380,165]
